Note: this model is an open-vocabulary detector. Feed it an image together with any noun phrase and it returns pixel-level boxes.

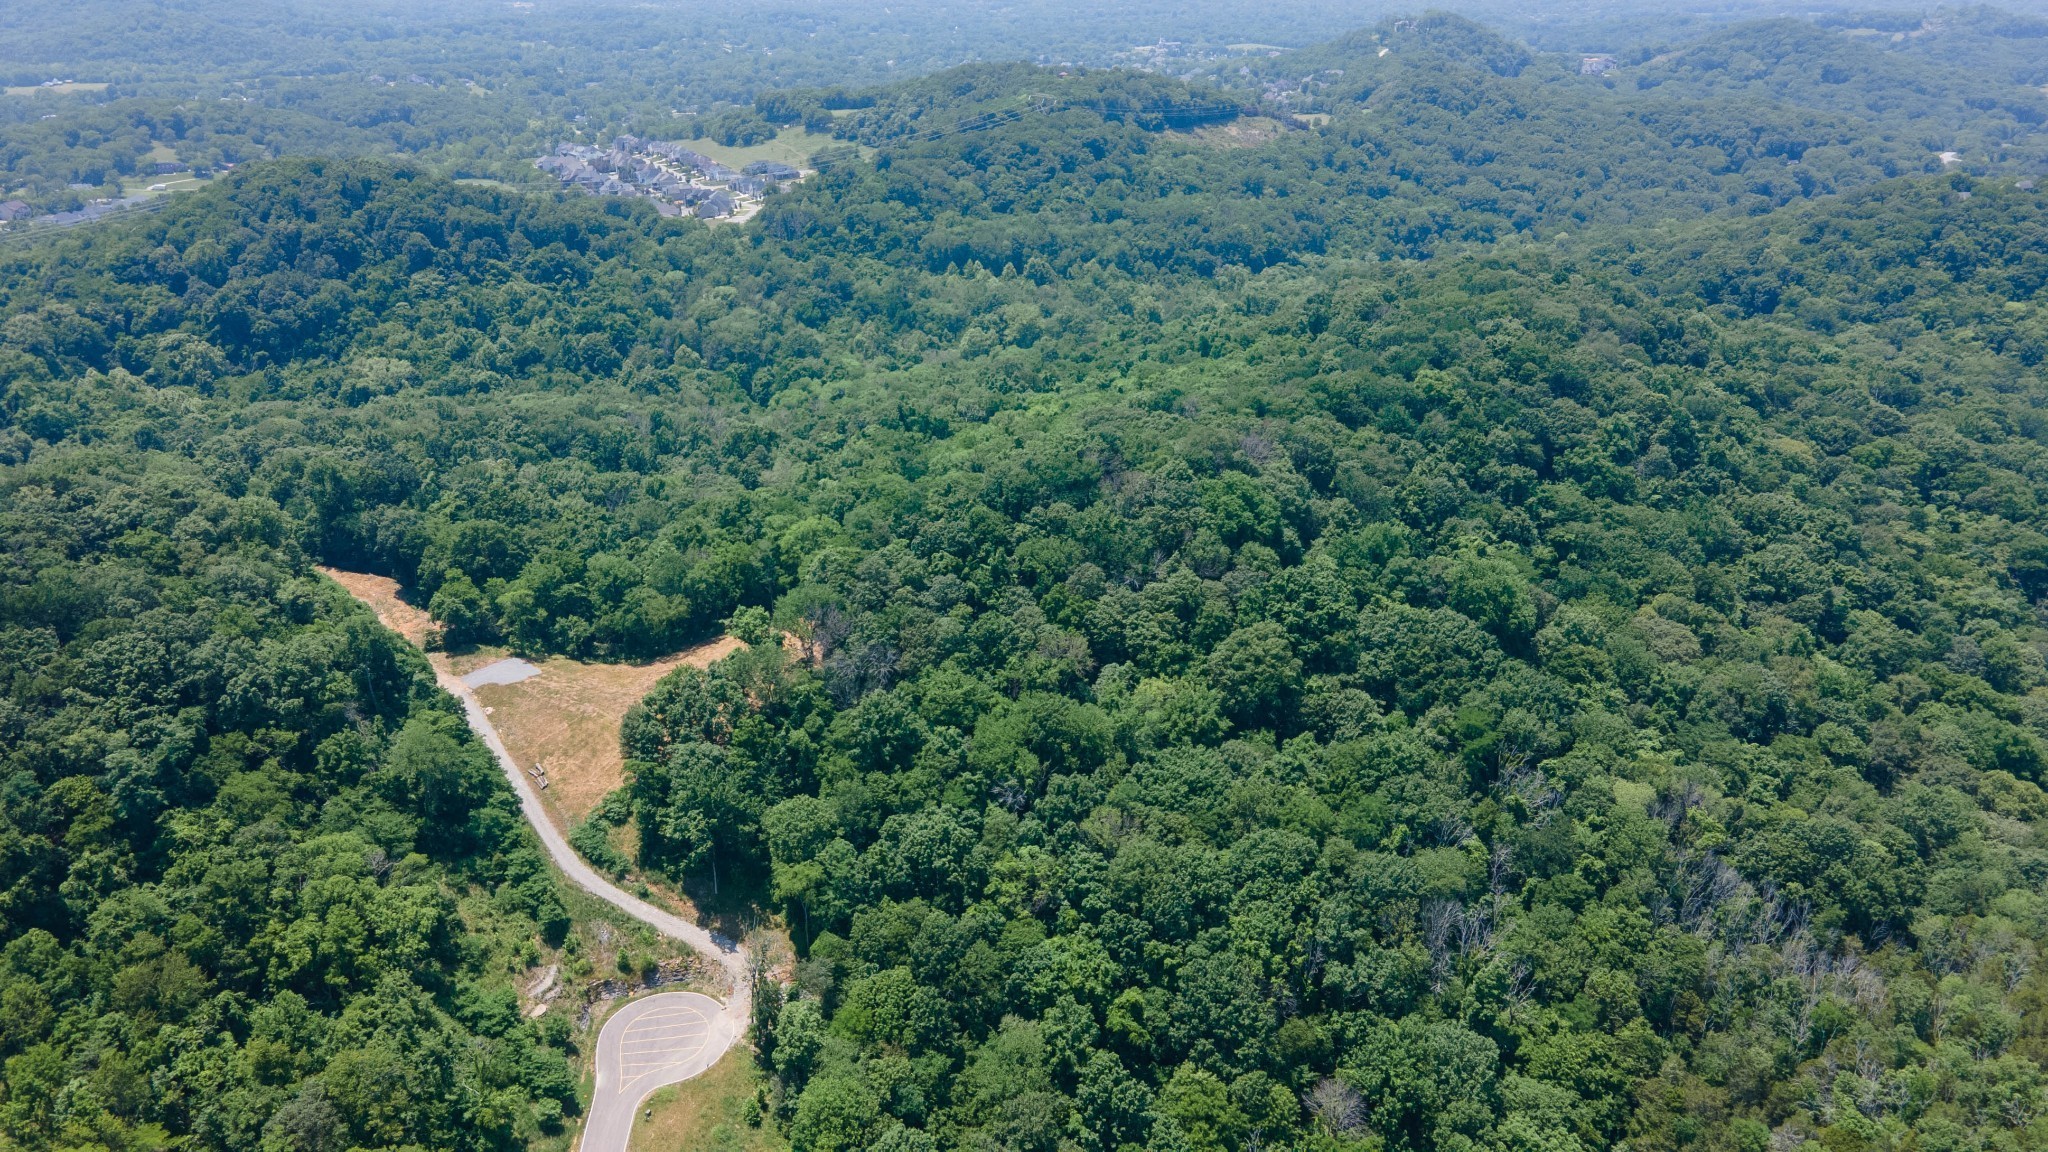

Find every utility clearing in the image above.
[317,568,741,828]
[4,81,108,95]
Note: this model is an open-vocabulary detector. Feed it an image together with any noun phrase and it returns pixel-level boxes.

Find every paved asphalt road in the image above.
[581,991,730,1152]
[432,666,752,1152]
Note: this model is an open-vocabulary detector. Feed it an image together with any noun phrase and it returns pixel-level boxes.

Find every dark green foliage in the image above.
[6,8,2048,1151]
[0,460,577,1149]
[7,150,2048,1152]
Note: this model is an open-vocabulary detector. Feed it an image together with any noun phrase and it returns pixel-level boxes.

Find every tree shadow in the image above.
[675,864,772,946]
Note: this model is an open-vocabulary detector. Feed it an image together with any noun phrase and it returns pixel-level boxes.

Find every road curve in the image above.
[432,664,753,1152]
[583,991,727,1152]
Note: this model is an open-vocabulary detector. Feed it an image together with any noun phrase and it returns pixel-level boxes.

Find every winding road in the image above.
[326,568,755,1151]
[433,665,753,1152]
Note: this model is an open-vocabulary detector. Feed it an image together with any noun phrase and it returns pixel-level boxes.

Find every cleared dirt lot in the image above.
[320,567,437,646]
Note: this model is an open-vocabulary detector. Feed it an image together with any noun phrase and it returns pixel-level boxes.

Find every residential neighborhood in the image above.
[534,135,805,219]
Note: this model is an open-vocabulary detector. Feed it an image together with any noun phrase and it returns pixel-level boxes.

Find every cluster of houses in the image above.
[534,135,803,219]
[1250,69,1346,112]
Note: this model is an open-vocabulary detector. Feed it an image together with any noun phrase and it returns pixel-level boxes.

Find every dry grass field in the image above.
[317,566,741,828]
[682,125,841,170]
[319,567,438,645]
[474,636,741,827]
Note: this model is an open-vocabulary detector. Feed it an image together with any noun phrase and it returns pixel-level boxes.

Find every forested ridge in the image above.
[0,474,585,1149]
[6,7,2048,1152]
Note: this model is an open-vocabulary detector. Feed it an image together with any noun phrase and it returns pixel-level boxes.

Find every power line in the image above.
[0,195,169,248]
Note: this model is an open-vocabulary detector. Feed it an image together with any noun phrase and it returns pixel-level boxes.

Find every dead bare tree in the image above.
[1499,763,1561,814]
[1781,935,1876,1050]
[1423,900,1462,991]
[1422,899,1494,991]
[1499,959,1535,1027]
[2002,948,2034,994]
[1433,813,1475,847]
[1306,1077,1366,1137]
[1675,851,1744,934]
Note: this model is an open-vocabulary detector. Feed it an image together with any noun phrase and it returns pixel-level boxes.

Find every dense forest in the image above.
[0,459,585,1148]
[7,4,2048,1152]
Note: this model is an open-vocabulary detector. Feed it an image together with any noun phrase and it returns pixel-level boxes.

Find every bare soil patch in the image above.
[318,567,437,646]
[1178,115,1289,149]
[317,566,516,673]
[4,82,108,96]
